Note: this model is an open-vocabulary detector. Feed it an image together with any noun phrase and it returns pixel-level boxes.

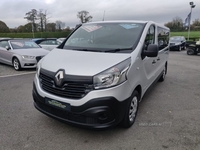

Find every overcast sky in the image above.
[0,0,200,28]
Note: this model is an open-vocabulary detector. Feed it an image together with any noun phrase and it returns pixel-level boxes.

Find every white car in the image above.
[33,38,62,51]
[0,39,49,71]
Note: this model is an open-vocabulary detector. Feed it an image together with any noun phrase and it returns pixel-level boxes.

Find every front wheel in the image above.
[159,64,167,82]
[13,58,21,71]
[187,49,195,55]
[120,91,139,128]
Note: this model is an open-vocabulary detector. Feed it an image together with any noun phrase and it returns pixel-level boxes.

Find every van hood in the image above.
[40,48,130,76]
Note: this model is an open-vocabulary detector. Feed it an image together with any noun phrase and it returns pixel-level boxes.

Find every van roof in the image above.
[83,20,169,30]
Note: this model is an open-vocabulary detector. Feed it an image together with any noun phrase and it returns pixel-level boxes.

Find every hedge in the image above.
[0,31,71,38]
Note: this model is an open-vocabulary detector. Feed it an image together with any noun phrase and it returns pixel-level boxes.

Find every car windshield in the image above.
[63,22,145,52]
[10,40,41,49]
[170,37,184,42]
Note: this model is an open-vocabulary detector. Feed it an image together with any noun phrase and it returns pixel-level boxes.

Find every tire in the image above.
[159,64,167,82]
[187,49,195,55]
[121,91,139,128]
[13,57,21,71]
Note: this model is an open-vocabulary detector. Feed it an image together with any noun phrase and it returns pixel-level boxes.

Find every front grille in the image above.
[39,71,93,99]
[170,43,175,46]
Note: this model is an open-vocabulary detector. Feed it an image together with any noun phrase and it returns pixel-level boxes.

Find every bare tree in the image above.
[24,9,38,32]
[55,20,65,31]
[43,10,51,32]
[37,9,46,32]
[77,11,92,23]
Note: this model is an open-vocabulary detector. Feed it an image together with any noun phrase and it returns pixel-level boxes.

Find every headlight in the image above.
[93,57,131,89]
[22,55,35,59]
[175,43,181,45]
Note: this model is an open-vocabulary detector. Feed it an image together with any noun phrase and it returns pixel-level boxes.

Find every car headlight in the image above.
[175,43,181,45]
[22,55,35,59]
[93,57,131,89]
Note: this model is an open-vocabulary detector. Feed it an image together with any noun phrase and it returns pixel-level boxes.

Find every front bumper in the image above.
[170,45,181,50]
[20,59,37,68]
[32,83,130,129]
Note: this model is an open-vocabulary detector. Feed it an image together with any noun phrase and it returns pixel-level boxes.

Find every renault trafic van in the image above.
[32,21,170,129]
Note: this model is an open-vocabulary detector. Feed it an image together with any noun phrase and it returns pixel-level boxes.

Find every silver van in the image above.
[32,21,170,129]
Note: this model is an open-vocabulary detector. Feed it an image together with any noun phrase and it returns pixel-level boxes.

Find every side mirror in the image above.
[5,46,11,50]
[142,44,158,57]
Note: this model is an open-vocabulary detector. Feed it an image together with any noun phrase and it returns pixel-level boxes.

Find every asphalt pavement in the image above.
[0,51,200,150]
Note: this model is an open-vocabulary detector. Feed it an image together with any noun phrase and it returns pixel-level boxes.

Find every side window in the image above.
[144,25,155,50]
[40,40,56,45]
[0,41,9,48]
[40,41,47,45]
[157,27,169,50]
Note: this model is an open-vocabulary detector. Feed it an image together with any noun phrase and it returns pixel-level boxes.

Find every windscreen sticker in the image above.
[82,25,102,32]
[119,24,139,29]
[11,42,24,47]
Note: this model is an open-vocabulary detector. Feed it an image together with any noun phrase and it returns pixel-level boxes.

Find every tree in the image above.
[63,26,71,32]
[24,9,38,32]
[0,20,9,33]
[46,23,56,32]
[191,19,200,31]
[37,9,50,32]
[17,25,25,33]
[164,17,183,32]
[77,11,92,23]
[37,9,45,32]
[55,20,65,31]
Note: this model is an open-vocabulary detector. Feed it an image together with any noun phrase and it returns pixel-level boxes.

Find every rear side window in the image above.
[157,27,170,50]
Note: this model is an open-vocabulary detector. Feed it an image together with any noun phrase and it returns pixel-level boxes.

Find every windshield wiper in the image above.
[72,48,103,52]
[104,48,132,52]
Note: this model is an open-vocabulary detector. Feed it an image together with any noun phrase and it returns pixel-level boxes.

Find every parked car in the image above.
[0,39,49,71]
[33,38,62,51]
[33,21,170,129]
[169,36,186,51]
[57,38,66,43]
[187,39,200,55]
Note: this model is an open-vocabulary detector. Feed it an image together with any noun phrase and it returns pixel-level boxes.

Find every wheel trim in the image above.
[13,59,19,70]
[129,96,138,122]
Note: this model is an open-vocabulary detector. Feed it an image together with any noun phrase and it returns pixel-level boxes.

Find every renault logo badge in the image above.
[55,70,64,87]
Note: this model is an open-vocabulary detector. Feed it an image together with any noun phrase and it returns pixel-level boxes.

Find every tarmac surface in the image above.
[0,51,200,150]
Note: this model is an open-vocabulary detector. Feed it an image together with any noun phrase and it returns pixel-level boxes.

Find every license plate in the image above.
[45,98,70,111]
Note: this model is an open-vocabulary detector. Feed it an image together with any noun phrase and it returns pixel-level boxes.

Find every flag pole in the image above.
[187,2,196,41]
[187,7,192,41]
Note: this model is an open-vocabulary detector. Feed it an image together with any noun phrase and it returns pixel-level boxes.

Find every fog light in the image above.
[98,112,108,120]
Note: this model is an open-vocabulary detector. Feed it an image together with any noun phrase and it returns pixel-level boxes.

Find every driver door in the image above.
[0,40,13,65]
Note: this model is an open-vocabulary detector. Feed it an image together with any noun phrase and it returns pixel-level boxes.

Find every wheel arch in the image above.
[133,85,142,102]
[12,55,21,63]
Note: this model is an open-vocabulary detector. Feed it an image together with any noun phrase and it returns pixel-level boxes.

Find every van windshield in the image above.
[63,22,145,52]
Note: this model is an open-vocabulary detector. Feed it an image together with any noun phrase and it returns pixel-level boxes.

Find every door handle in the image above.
[157,57,160,61]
